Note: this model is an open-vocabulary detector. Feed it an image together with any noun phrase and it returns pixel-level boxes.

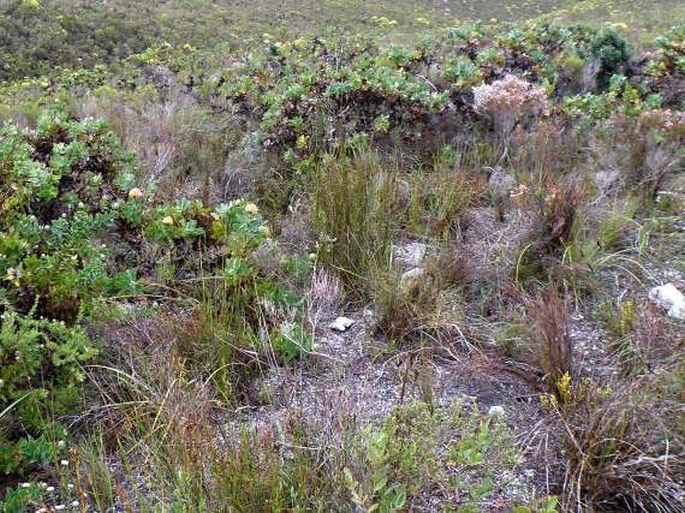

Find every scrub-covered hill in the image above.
[0,2,684,512]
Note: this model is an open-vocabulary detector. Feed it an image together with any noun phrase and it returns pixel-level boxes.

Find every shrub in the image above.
[0,107,132,477]
[0,300,90,476]
[472,74,549,136]
[590,29,630,87]
[0,106,304,481]
[444,56,483,88]
[0,106,139,321]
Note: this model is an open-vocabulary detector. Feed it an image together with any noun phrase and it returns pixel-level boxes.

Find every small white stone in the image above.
[488,405,506,417]
[60,459,69,466]
[329,317,355,332]
[649,283,685,320]
[392,242,428,269]
[20,482,31,488]
[55,506,65,511]
[46,486,55,492]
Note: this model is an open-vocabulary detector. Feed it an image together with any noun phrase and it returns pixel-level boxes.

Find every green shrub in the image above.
[0,106,139,320]
[590,29,630,88]
[0,300,88,476]
[0,106,306,480]
[0,482,46,513]
[444,56,483,88]
[0,107,127,477]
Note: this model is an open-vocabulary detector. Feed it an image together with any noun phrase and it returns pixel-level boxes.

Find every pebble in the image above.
[488,405,506,417]
[329,317,355,332]
[649,283,685,320]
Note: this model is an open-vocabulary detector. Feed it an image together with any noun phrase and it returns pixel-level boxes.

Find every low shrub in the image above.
[472,74,549,137]
[589,29,631,88]
[0,106,306,483]
[0,301,89,478]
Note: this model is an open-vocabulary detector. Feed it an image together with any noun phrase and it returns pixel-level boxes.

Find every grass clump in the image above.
[544,374,684,512]
[312,150,400,293]
[526,286,574,399]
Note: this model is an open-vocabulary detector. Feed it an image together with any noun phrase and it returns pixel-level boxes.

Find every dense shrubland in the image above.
[0,4,684,512]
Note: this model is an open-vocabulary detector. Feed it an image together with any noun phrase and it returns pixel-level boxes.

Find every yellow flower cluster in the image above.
[370,16,398,28]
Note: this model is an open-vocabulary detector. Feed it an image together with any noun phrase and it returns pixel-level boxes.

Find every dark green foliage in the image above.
[590,29,631,88]
[0,300,87,477]
[0,0,161,81]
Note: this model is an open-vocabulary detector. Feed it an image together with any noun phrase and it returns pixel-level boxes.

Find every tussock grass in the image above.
[312,150,401,294]
[551,375,685,512]
[527,286,574,399]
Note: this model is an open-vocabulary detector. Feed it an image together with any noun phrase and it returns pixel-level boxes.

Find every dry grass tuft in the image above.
[555,375,685,512]
[373,242,467,346]
[306,267,344,324]
[527,285,574,398]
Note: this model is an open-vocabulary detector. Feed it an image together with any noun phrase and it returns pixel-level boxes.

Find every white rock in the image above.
[329,317,355,332]
[649,284,685,320]
[392,242,428,269]
[488,405,506,417]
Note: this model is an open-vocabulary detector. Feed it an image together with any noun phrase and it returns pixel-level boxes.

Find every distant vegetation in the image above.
[0,0,684,81]
[0,1,684,512]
